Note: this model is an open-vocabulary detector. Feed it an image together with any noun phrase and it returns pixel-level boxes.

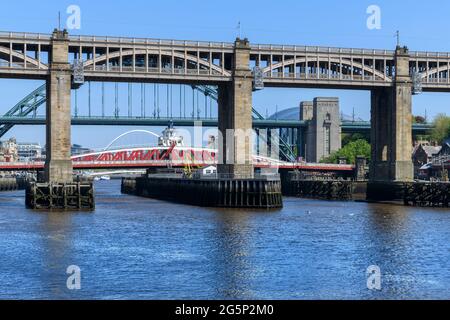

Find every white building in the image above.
[17,142,42,161]
[202,165,217,175]
[0,138,18,162]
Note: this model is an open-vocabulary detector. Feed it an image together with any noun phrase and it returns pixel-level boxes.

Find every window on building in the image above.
[324,126,331,156]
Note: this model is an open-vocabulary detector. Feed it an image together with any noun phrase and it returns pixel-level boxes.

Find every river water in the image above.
[0,180,448,300]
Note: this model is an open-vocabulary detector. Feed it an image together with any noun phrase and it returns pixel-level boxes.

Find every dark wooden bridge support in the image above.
[281,172,355,201]
[26,30,94,210]
[26,182,95,210]
[368,46,414,201]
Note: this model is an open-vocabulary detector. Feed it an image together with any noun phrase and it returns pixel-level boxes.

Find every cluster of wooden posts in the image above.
[284,179,354,201]
[0,177,27,192]
[404,182,450,207]
[25,182,95,210]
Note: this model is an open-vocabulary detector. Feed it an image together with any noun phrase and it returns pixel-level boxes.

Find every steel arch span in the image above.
[83,49,231,77]
[103,129,161,151]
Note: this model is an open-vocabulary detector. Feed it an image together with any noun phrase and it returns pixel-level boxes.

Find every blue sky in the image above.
[1,0,450,147]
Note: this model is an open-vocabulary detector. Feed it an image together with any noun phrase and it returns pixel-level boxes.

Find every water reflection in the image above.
[0,182,448,300]
[38,212,76,299]
[207,210,254,299]
[363,203,449,299]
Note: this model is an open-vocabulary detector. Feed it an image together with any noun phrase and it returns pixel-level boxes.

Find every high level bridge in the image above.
[1,29,448,183]
[1,30,450,90]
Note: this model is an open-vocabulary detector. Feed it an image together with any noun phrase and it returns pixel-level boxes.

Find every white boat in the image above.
[100,175,111,181]
[158,123,184,147]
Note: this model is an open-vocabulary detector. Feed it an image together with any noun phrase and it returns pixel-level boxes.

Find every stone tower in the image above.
[303,97,341,163]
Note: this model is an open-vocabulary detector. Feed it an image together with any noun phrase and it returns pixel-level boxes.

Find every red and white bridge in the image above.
[0,146,354,172]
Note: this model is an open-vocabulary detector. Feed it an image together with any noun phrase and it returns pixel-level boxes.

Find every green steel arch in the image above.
[0,84,46,138]
[193,85,298,162]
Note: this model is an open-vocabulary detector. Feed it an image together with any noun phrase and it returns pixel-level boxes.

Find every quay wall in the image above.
[122,176,283,209]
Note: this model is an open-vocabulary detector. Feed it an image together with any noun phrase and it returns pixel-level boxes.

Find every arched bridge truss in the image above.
[1,31,450,90]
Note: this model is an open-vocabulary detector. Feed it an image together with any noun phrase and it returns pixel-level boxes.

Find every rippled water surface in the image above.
[0,180,449,299]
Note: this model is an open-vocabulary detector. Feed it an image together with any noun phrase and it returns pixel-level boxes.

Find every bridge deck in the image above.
[1,31,450,90]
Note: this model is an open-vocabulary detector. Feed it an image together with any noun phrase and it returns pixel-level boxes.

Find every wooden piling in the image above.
[25,182,95,210]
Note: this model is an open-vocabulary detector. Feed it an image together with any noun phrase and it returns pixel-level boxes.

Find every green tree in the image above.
[414,115,426,124]
[431,114,450,144]
[342,133,369,146]
[321,139,371,164]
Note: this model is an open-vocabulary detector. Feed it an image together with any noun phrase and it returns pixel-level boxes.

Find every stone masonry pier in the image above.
[25,29,94,210]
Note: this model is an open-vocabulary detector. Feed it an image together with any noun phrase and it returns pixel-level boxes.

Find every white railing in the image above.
[4,31,450,61]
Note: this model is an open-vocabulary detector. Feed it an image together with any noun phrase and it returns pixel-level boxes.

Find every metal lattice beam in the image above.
[0,84,46,138]
[0,83,302,162]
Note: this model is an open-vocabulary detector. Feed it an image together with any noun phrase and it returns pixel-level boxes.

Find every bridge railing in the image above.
[424,78,449,84]
[410,51,450,58]
[84,65,225,76]
[251,44,395,56]
[0,31,51,40]
[264,71,385,82]
[68,34,234,49]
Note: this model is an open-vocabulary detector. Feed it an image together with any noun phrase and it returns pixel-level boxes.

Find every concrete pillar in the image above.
[217,38,254,178]
[370,46,413,181]
[44,29,73,183]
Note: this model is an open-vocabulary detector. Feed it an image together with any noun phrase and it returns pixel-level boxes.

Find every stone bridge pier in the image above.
[26,29,94,210]
[45,29,73,183]
[217,38,254,179]
[368,46,414,200]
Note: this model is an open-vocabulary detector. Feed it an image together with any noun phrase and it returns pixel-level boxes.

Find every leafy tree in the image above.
[414,115,426,124]
[431,114,450,144]
[342,133,369,146]
[321,139,371,164]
